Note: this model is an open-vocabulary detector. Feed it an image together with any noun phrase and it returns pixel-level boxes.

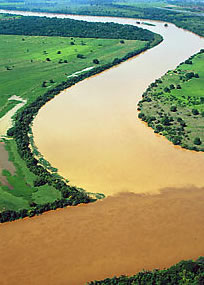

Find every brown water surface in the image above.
[0,187,204,285]
[31,16,204,195]
[1,10,203,196]
[0,10,204,285]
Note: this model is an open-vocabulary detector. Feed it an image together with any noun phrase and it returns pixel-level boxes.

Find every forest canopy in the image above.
[0,15,156,42]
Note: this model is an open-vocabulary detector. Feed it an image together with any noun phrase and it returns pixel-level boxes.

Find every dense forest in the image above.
[0,15,156,42]
[89,257,204,284]
[0,0,203,37]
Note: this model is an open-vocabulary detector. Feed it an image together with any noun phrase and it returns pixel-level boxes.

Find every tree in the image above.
[161,116,171,126]
[46,57,51,61]
[172,136,182,145]
[170,105,177,112]
[77,54,85,59]
[93,59,99,64]
[156,124,163,132]
[169,84,175,90]
[42,81,47,87]
[184,59,192,64]
[164,87,170,93]
[7,127,15,137]
[57,51,61,54]
[194,137,202,145]
[192,109,199,115]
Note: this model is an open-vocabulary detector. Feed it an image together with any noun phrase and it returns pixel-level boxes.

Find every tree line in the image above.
[0,15,158,42]
[88,257,204,284]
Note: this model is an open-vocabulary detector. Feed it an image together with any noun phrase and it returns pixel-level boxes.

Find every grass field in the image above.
[0,34,146,118]
[0,33,147,211]
[138,50,204,151]
[0,140,61,211]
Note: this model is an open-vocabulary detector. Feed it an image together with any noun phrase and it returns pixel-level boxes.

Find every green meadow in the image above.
[0,140,61,211]
[0,34,146,118]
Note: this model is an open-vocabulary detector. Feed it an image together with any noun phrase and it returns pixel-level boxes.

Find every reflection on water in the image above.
[32,17,204,196]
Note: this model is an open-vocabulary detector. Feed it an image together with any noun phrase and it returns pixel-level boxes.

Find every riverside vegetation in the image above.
[138,49,204,151]
[0,4,204,285]
[0,13,162,223]
[0,0,203,37]
[89,257,204,284]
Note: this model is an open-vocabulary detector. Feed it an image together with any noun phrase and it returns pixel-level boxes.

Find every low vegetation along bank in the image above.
[138,49,204,151]
[88,257,204,284]
[0,14,162,223]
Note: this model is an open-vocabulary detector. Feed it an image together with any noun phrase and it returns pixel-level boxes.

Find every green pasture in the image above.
[0,34,146,117]
[0,140,61,211]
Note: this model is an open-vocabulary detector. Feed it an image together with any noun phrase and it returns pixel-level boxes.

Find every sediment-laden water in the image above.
[0,9,204,285]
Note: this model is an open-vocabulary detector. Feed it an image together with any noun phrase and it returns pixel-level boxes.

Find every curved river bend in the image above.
[31,14,204,196]
[0,9,204,285]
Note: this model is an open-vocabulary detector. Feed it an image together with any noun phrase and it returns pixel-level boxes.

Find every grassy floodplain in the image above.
[0,34,147,120]
[138,50,204,151]
[0,14,156,215]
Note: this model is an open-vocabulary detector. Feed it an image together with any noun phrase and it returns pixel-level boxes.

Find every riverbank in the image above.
[0,14,162,220]
[0,186,204,284]
[138,49,204,152]
[0,10,203,285]
[89,257,204,284]
[32,16,204,197]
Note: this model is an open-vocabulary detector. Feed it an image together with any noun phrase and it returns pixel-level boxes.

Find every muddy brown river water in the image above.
[0,9,204,285]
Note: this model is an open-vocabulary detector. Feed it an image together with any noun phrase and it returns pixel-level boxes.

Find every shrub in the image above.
[93,59,100,64]
[77,54,85,59]
[164,87,170,93]
[170,105,177,112]
[192,109,199,115]
[169,84,175,90]
[156,124,163,132]
[194,137,202,145]
[172,136,182,145]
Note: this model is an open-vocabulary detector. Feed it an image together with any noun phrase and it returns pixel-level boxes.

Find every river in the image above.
[0,9,204,285]
[29,13,204,196]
